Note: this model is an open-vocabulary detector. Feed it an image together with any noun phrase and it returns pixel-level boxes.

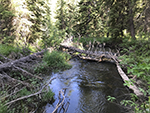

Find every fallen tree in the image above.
[60,44,118,63]
[60,44,143,97]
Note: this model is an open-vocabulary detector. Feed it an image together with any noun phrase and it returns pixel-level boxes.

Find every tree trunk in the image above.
[129,1,136,40]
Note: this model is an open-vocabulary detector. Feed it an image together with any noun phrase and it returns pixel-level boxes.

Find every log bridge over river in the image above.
[60,40,143,97]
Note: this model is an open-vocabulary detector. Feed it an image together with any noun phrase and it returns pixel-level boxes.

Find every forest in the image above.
[0,0,150,112]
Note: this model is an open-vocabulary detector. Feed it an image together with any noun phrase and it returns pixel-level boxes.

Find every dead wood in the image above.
[1,86,26,101]
[5,77,56,106]
[0,54,12,62]
[108,53,143,97]
[61,44,143,97]
[0,50,45,72]
[60,44,117,62]
[52,89,66,113]
[13,65,42,80]
[116,64,143,97]
[0,73,32,88]
[0,50,46,82]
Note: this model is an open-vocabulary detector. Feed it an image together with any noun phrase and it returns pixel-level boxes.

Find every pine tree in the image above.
[55,0,67,30]
[0,0,15,44]
[76,0,103,37]
[26,0,47,43]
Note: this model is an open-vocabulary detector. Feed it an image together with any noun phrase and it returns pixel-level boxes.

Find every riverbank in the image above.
[0,45,72,113]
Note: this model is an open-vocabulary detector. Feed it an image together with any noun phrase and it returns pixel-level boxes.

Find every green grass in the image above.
[34,51,72,73]
[0,44,19,56]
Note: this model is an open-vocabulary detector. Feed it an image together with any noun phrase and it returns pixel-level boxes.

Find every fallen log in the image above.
[0,50,45,72]
[109,54,143,97]
[0,50,46,80]
[61,44,143,97]
[116,64,143,97]
[60,44,117,62]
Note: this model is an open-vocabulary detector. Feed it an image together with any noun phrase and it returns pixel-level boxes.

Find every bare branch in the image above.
[5,77,56,106]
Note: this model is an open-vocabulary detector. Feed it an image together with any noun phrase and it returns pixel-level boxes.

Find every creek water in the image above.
[44,58,130,113]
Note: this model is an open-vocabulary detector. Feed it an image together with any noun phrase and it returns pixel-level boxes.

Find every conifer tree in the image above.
[26,0,48,43]
[0,0,15,44]
[55,0,67,30]
[76,0,103,37]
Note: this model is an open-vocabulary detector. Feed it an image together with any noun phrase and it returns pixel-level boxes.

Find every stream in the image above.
[43,58,131,113]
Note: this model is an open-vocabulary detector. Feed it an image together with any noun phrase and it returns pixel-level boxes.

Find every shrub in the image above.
[0,44,19,56]
[34,51,72,73]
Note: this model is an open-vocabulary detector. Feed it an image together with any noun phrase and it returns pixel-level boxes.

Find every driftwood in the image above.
[109,53,143,97]
[60,44,143,97]
[5,77,56,106]
[116,64,143,96]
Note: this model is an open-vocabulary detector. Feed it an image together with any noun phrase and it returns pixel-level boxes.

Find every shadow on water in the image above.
[43,58,131,113]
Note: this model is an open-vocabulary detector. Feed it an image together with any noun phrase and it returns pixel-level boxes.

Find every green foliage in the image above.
[43,51,71,70]
[0,44,19,56]
[26,0,51,43]
[123,80,134,87]
[107,96,116,102]
[18,88,31,96]
[76,0,104,37]
[42,26,65,48]
[0,0,15,44]
[43,89,54,102]
[35,51,72,73]
[119,37,150,112]
[0,101,7,113]
[76,36,111,47]
[120,95,150,113]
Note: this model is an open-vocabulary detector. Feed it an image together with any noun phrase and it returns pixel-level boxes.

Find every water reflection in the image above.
[45,58,130,113]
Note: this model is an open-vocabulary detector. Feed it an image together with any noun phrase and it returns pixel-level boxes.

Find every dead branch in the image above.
[108,53,143,97]
[13,65,42,80]
[0,50,46,72]
[52,89,66,113]
[0,73,32,88]
[5,77,56,106]
[1,87,26,101]
[0,54,12,62]
[60,45,117,62]
[0,61,3,64]
[116,64,143,97]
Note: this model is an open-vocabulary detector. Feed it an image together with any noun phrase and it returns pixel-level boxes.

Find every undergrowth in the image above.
[117,37,150,113]
[34,51,72,73]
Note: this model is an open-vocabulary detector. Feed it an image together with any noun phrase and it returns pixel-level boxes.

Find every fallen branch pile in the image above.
[0,49,49,112]
[0,50,45,89]
[5,77,56,106]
